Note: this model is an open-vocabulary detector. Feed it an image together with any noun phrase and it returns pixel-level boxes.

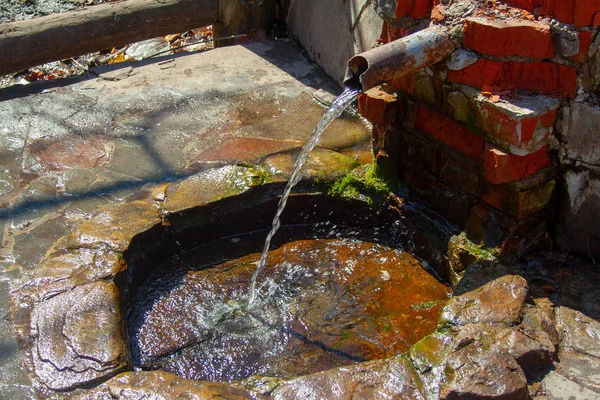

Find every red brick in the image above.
[481,180,555,219]
[411,0,433,18]
[445,88,559,149]
[541,0,576,24]
[465,204,494,244]
[464,18,554,59]
[415,106,485,159]
[358,88,399,125]
[390,71,417,95]
[503,0,537,12]
[502,0,600,26]
[400,167,472,226]
[395,0,433,19]
[574,0,600,27]
[431,4,445,22]
[440,150,482,194]
[474,101,555,146]
[399,130,440,174]
[483,145,550,184]
[373,125,403,155]
[504,0,575,24]
[539,109,557,127]
[446,59,577,98]
[379,21,414,44]
[571,31,595,62]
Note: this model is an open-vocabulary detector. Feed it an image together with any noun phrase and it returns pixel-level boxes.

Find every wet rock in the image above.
[440,340,528,400]
[557,350,600,392]
[77,371,253,399]
[163,166,267,213]
[108,136,177,180]
[410,331,454,375]
[130,239,450,382]
[440,273,528,327]
[542,370,600,400]
[27,134,111,172]
[557,306,600,358]
[268,355,425,400]
[497,330,553,379]
[11,215,71,270]
[530,296,559,348]
[59,199,160,252]
[519,302,558,353]
[409,330,455,397]
[29,281,126,391]
[190,137,303,164]
[262,148,360,181]
[556,305,600,390]
[34,247,126,285]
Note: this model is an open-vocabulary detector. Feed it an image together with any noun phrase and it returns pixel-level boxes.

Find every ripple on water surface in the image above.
[129,239,450,382]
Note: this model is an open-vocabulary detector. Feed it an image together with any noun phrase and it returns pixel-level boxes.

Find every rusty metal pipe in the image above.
[344,25,456,91]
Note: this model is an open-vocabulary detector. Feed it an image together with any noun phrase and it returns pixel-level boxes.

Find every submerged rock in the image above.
[129,238,450,382]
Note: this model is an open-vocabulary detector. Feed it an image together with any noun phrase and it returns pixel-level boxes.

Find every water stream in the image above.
[247,87,361,307]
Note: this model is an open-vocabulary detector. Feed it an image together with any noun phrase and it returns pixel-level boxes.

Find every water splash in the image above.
[247,87,361,308]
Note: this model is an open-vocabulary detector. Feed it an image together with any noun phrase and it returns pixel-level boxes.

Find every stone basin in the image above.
[128,238,449,382]
[116,184,451,383]
[10,164,453,397]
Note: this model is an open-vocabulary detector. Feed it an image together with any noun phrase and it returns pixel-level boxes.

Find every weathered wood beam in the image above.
[0,0,219,76]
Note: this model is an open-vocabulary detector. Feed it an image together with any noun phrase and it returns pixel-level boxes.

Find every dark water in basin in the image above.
[128,236,450,382]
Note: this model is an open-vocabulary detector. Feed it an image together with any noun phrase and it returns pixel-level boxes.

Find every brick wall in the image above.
[361,0,600,261]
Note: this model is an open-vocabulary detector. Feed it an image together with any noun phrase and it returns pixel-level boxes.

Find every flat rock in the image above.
[59,199,161,252]
[557,306,600,358]
[267,355,425,400]
[29,281,126,391]
[440,273,528,327]
[162,165,267,213]
[77,371,253,399]
[27,134,111,172]
[440,338,528,399]
[542,371,600,400]
[261,147,360,181]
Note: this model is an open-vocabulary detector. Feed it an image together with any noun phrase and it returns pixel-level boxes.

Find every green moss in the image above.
[410,300,442,311]
[326,162,395,205]
[450,232,498,261]
[250,166,272,186]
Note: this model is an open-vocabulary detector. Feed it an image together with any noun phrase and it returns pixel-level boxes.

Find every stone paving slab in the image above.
[0,40,371,398]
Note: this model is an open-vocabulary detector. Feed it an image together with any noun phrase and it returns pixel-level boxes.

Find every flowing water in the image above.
[247,87,361,307]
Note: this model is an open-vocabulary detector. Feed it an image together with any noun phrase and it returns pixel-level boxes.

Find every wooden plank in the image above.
[0,0,219,76]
